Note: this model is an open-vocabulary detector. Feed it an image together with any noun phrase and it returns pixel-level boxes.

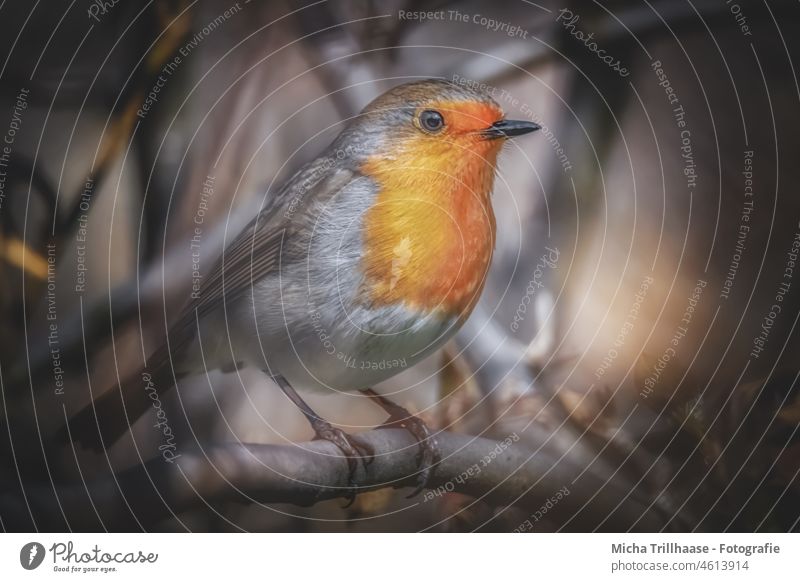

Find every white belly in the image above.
[262,303,460,393]
[193,293,460,394]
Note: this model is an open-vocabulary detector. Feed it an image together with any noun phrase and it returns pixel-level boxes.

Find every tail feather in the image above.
[58,359,178,452]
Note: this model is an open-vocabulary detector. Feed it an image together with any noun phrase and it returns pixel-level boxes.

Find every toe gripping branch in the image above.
[273,375,440,503]
[274,375,373,505]
[362,388,441,499]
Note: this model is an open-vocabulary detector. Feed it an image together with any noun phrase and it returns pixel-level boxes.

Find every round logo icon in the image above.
[20,542,46,570]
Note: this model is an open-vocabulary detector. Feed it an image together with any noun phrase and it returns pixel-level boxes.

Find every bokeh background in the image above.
[1,0,799,531]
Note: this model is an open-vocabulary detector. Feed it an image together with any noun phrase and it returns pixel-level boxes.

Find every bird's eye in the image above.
[418,109,445,133]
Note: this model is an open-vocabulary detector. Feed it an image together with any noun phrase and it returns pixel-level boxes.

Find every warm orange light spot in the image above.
[359,122,504,317]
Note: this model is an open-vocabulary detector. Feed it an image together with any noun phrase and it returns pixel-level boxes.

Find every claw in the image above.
[379,413,441,498]
[311,419,374,506]
[274,374,375,506]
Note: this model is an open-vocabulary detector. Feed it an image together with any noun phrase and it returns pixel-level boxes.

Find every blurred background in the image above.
[1,0,799,532]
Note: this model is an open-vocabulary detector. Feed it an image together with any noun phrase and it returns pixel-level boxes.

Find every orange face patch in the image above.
[359,103,505,317]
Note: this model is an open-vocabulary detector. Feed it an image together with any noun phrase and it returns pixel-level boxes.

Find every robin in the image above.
[61,78,540,497]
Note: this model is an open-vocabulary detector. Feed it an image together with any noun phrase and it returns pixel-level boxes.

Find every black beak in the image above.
[483,119,541,139]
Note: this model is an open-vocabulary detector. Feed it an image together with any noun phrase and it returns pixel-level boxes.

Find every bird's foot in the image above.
[310,419,374,506]
[379,411,440,498]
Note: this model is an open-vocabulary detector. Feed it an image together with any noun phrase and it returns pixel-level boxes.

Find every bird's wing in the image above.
[165,164,357,345]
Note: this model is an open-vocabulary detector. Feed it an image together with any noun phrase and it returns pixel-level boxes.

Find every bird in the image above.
[59,78,540,498]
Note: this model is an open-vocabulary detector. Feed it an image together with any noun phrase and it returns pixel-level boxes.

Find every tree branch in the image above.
[1,429,674,531]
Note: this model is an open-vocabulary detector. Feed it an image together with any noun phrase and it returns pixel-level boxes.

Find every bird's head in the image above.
[342,78,540,168]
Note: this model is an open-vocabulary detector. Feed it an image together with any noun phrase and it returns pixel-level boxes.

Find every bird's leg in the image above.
[361,388,440,498]
[272,374,373,504]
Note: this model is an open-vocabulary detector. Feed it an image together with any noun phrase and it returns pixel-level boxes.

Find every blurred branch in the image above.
[3,429,671,531]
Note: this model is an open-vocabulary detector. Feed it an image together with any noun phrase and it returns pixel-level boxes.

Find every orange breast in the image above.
[359,137,500,318]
